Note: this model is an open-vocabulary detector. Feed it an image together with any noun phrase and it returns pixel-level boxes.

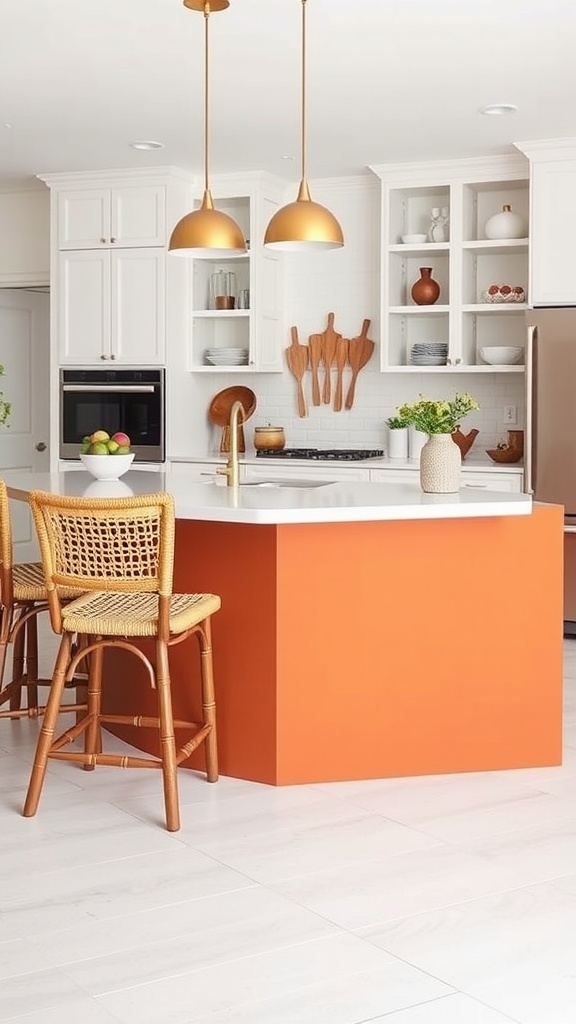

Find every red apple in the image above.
[111,431,131,448]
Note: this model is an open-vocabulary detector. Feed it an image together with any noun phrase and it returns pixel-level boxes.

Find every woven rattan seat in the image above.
[23,490,221,832]
[0,481,84,720]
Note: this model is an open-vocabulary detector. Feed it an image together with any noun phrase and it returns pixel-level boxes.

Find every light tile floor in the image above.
[1,629,576,1023]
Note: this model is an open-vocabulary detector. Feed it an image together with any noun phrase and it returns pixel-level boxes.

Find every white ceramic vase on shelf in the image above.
[420,433,462,493]
[484,204,526,240]
[387,426,409,459]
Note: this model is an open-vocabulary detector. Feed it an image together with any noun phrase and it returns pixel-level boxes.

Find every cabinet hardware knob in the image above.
[35,442,47,452]
[100,354,108,360]
[110,353,116,360]
[110,237,116,244]
[100,238,106,244]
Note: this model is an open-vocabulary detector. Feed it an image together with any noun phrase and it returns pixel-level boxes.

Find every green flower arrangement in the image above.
[0,365,10,427]
[385,414,410,430]
[397,392,479,435]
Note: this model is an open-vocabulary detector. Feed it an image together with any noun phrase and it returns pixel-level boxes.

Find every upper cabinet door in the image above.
[110,186,166,248]
[529,159,576,306]
[57,185,166,250]
[58,189,109,249]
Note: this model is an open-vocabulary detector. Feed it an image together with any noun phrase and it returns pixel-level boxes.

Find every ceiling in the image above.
[3,0,576,188]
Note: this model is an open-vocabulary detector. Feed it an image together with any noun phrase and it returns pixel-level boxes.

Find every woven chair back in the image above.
[29,492,175,634]
[0,479,15,605]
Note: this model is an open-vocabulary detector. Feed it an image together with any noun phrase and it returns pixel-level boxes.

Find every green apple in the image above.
[90,429,110,443]
[114,445,131,455]
[87,441,109,455]
[106,439,120,453]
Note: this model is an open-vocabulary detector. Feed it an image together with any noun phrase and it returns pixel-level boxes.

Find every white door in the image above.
[0,288,50,559]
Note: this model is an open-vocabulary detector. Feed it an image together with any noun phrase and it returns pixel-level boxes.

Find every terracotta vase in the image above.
[411,267,440,306]
[420,433,462,493]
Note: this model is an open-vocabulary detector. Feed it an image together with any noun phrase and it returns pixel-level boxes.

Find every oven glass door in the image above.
[61,381,164,461]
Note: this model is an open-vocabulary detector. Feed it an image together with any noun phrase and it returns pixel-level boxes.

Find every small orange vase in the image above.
[411,267,440,306]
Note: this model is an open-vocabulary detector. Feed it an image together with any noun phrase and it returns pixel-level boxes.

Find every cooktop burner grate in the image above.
[255,448,384,461]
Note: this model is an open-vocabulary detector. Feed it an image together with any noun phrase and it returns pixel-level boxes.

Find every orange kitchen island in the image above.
[5,471,564,785]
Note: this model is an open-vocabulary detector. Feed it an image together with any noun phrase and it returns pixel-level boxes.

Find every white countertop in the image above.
[169,453,524,474]
[4,469,532,525]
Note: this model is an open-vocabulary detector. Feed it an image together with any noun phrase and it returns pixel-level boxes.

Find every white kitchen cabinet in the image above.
[459,469,523,492]
[515,138,576,306]
[370,466,523,491]
[41,167,193,370]
[189,173,286,374]
[0,186,50,287]
[57,247,165,365]
[56,184,166,250]
[168,459,224,481]
[370,156,529,374]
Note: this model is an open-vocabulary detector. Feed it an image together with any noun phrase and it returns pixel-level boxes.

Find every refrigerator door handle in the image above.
[524,324,535,494]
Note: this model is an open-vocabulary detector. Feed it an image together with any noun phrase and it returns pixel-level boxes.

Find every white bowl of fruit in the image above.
[79,430,135,480]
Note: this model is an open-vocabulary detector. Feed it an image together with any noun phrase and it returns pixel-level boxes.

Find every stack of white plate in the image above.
[410,342,448,366]
[205,348,249,366]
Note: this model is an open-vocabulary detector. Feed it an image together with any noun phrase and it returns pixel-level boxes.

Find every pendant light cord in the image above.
[203,1,210,194]
[300,0,307,185]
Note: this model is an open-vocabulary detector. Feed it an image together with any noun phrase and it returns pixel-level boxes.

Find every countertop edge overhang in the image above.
[3,470,533,525]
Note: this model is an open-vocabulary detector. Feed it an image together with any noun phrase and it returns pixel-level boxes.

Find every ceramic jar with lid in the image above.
[484,205,526,240]
[253,427,286,452]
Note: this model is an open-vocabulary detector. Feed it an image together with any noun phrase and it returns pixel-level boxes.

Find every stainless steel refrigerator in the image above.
[526,308,576,632]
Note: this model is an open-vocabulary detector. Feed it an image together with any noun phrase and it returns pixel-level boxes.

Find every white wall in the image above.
[192,175,525,458]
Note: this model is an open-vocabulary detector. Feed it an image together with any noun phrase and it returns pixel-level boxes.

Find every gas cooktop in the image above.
[255,448,384,461]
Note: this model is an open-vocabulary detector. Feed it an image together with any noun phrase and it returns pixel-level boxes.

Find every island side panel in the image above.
[274,504,564,784]
[102,520,282,784]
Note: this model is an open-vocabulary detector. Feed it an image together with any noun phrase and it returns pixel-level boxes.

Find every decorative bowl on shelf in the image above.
[401,233,428,245]
[481,285,526,304]
[479,346,524,365]
[486,447,523,464]
[79,453,135,480]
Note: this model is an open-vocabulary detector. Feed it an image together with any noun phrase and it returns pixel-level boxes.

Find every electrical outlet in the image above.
[504,405,517,425]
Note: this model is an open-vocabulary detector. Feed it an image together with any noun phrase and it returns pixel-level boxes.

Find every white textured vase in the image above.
[420,433,462,493]
[387,427,409,459]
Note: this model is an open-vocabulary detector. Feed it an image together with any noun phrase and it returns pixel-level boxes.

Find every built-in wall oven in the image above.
[60,368,165,462]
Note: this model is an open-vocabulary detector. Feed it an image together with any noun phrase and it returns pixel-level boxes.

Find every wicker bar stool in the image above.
[23,490,221,832]
[0,479,85,720]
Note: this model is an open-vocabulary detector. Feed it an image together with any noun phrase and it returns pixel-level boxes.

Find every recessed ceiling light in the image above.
[479,104,519,116]
[1,122,13,129]
[130,140,164,151]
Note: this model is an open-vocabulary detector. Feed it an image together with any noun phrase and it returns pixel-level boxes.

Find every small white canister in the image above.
[387,426,409,459]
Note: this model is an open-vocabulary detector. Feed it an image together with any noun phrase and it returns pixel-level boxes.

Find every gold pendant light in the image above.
[264,0,343,252]
[169,0,246,258]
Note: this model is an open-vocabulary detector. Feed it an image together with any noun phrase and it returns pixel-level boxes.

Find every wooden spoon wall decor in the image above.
[285,326,309,418]
[308,334,323,407]
[345,319,375,410]
[320,312,341,405]
[333,336,349,412]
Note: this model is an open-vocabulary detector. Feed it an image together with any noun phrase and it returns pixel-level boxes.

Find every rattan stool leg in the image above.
[155,640,180,832]
[24,613,40,709]
[10,615,26,711]
[23,634,72,818]
[83,641,103,770]
[199,619,218,783]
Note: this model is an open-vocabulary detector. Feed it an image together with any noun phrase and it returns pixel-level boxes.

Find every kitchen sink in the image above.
[241,479,335,489]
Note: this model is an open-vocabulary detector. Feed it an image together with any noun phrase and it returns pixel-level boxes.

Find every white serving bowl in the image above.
[479,346,524,365]
[401,233,428,245]
[79,452,135,480]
